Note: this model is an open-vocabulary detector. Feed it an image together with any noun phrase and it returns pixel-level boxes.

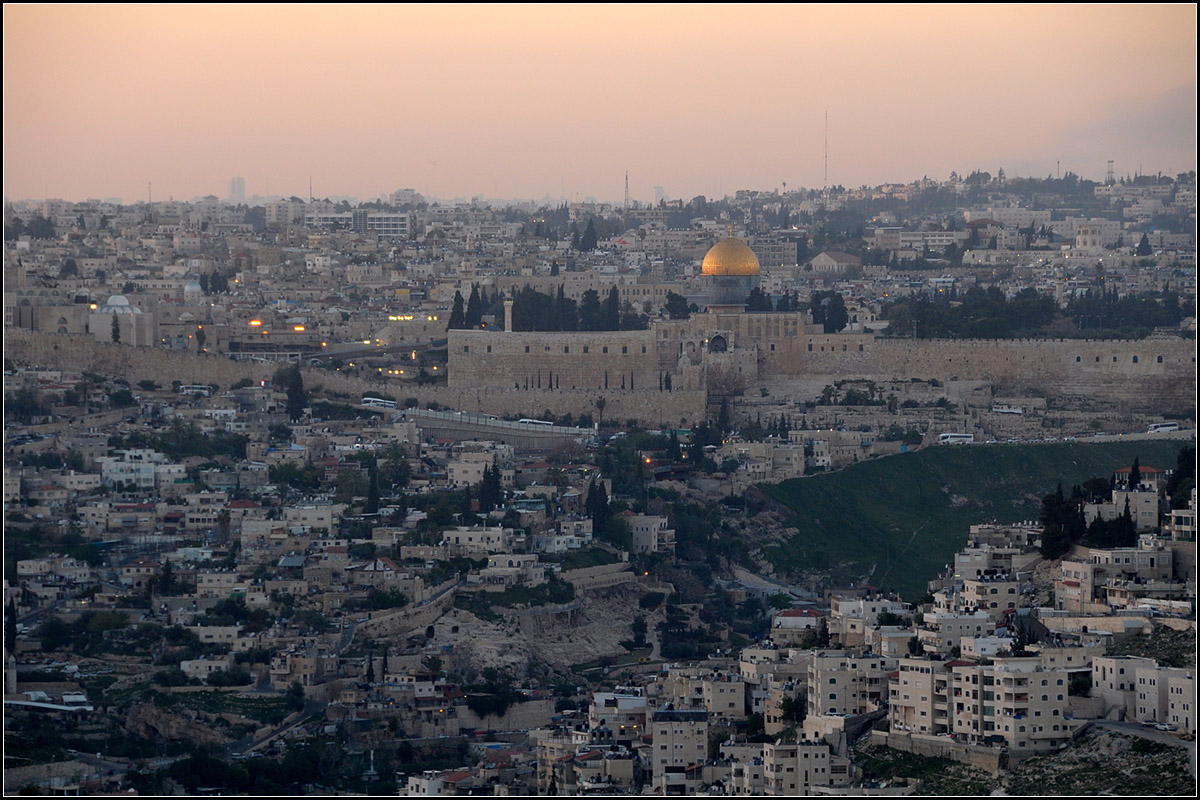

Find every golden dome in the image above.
[701,236,760,277]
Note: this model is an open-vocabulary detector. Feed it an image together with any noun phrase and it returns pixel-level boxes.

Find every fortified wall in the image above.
[795,336,1196,411]
[447,329,665,392]
[446,317,1195,413]
[8,327,1195,426]
[4,329,708,428]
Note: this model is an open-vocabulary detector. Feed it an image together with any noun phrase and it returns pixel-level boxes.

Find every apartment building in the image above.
[806,651,893,717]
[917,611,995,655]
[961,573,1022,622]
[761,739,849,795]
[952,657,1078,754]
[649,709,708,795]
[889,657,957,736]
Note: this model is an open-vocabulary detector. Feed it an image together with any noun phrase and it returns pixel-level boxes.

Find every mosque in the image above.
[700,235,761,313]
[448,234,849,401]
[445,234,1193,420]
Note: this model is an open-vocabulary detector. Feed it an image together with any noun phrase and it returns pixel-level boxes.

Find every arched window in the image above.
[708,335,727,353]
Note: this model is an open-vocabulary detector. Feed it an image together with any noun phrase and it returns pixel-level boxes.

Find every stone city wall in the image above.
[447,329,664,392]
[9,328,1194,426]
[5,329,708,427]
[797,337,1196,411]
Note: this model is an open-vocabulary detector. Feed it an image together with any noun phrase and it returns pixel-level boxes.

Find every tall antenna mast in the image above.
[148,181,152,204]
[1106,160,1115,185]
[309,176,313,202]
[823,110,829,202]
[624,171,629,212]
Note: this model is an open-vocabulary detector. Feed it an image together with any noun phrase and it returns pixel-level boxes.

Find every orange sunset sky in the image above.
[4,4,1196,204]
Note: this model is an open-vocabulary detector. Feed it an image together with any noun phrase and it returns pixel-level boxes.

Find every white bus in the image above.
[517,418,554,426]
[1147,422,1179,434]
[179,384,212,397]
[362,397,397,409]
[992,405,1024,415]
[938,433,975,445]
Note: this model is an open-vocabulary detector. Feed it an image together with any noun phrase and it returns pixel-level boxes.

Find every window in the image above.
[463,346,469,353]
[583,346,589,353]
[1132,356,1138,363]
[525,346,530,353]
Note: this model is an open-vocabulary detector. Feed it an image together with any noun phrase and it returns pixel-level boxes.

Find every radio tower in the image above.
[823,110,829,205]
[1106,160,1115,186]
[624,171,629,212]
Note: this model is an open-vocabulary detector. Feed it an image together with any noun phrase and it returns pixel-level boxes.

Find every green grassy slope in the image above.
[757,439,1190,600]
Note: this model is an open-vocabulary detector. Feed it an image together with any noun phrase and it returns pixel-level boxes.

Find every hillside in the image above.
[757,439,1190,599]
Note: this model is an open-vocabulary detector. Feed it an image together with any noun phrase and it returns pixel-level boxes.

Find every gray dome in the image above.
[98,295,142,314]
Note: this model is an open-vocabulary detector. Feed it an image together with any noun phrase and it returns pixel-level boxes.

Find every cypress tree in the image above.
[465,285,483,328]
[603,287,620,331]
[580,218,598,251]
[448,290,466,330]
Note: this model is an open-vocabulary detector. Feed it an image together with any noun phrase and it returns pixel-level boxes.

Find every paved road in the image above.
[1094,719,1195,750]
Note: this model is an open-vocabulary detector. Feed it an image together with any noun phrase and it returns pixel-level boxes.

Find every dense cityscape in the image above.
[5,4,1197,797]
[3,164,1196,795]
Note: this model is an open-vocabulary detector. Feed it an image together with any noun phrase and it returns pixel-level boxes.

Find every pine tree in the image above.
[110,313,121,344]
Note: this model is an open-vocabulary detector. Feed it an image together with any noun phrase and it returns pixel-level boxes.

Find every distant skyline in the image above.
[4,4,1196,205]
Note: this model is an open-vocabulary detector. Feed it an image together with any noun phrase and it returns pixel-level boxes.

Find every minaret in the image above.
[504,298,514,333]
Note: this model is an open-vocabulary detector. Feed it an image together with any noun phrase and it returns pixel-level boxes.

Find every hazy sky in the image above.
[4,4,1196,204]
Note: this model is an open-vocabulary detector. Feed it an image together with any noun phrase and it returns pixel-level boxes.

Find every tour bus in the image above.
[938,433,975,445]
[1147,422,1179,434]
[517,418,554,426]
[179,384,212,397]
[992,405,1024,415]
[362,396,397,409]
